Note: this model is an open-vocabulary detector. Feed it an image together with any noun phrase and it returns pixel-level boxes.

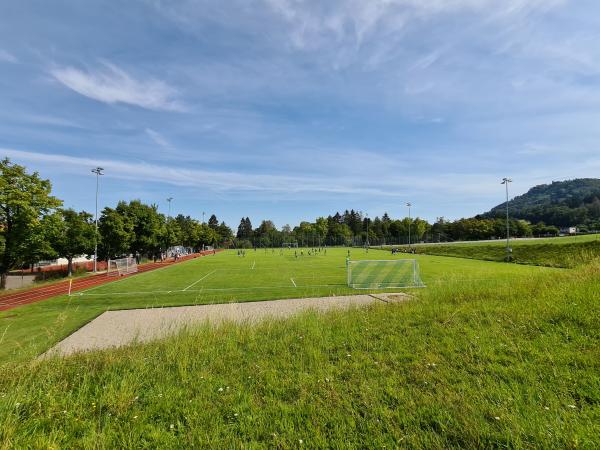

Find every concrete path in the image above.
[45,293,408,357]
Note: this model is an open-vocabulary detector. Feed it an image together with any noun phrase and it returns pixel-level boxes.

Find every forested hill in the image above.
[484,178,600,228]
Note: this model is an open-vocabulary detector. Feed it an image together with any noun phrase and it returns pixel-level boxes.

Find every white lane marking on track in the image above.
[290,278,297,287]
[183,269,217,291]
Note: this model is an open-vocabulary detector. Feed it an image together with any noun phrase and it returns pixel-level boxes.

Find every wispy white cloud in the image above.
[50,61,184,111]
[0,49,17,63]
[2,148,398,196]
[12,113,84,129]
[263,0,567,52]
[145,128,174,151]
[7,147,594,204]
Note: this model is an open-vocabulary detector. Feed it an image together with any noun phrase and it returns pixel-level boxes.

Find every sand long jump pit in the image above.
[45,293,408,357]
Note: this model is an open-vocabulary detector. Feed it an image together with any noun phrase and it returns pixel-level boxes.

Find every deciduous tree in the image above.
[0,159,61,288]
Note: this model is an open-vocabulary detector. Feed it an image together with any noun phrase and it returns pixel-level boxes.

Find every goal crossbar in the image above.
[107,257,138,277]
[347,259,425,289]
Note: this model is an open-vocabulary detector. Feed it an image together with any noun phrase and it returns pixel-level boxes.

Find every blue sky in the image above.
[1,0,600,229]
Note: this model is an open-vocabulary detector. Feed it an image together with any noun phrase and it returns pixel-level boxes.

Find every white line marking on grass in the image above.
[79,259,203,294]
[251,260,255,269]
[183,269,217,291]
[76,283,347,297]
[79,274,136,293]
[290,278,297,287]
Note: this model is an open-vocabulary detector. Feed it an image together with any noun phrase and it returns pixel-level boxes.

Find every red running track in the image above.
[0,251,221,312]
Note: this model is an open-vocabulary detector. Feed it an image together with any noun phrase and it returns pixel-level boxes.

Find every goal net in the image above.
[107,257,138,276]
[282,242,299,248]
[347,259,425,289]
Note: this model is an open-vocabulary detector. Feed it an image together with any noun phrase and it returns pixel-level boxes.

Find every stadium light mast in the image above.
[91,167,104,272]
[501,178,512,261]
[202,211,205,224]
[166,197,173,218]
[365,213,369,248]
[406,202,412,249]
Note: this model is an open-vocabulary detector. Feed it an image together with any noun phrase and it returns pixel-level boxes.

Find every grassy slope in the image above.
[0,260,598,447]
[0,249,550,364]
[391,234,600,268]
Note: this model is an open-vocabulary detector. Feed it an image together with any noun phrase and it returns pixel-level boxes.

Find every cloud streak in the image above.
[6,147,587,204]
[50,61,184,111]
[2,148,402,196]
[0,49,17,63]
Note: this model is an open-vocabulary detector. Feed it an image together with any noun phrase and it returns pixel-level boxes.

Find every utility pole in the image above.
[406,202,412,250]
[91,167,104,272]
[501,178,512,261]
[166,197,173,218]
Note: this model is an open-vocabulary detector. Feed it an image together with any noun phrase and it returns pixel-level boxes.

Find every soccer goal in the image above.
[347,259,425,289]
[107,257,138,276]
[282,242,299,248]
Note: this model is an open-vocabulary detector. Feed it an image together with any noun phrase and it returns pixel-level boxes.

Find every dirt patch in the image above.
[44,293,409,357]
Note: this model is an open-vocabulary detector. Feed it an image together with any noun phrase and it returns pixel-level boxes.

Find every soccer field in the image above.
[74,247,551,303]
[0,247,556,363]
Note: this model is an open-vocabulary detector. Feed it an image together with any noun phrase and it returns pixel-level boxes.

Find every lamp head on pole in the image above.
[91,167,104,176]
[501,178,512,185]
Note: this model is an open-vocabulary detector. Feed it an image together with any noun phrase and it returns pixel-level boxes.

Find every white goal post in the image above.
[107,257,138,276]
[347,259,425,289]
[282,242,299,248]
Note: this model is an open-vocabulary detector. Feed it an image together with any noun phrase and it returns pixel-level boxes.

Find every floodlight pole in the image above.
[406,202,412,249]
[202,211,205,224]
[167,197,173,218]
[501,178,512,261]
[365,213,369,248]
[91,167,104,272]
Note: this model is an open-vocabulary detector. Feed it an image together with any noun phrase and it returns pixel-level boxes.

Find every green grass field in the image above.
[0,248,553,364]
[0,248,598,447]
[416,234,600,247]
[387,234,600,268]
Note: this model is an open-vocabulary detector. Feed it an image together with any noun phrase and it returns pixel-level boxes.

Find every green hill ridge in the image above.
[484,178,600,229]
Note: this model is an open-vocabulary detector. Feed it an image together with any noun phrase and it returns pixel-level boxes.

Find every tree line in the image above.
[0,158,574,287]
[0,159,233,286]
[233,210,558,249]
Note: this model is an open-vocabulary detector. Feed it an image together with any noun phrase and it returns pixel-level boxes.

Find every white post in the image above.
[91,167,104,272]
[501,178,513,261]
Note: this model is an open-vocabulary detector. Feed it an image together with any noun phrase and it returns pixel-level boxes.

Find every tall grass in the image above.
[1,261,599,448]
